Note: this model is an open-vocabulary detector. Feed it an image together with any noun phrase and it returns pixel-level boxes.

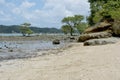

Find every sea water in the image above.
[0,40,67,61]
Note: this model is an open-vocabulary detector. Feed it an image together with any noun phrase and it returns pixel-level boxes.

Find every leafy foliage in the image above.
[20,23,33,36]
[61,15,84,35]
[76,22,88,34]
[88,0,120,25]
[61,25,71,34]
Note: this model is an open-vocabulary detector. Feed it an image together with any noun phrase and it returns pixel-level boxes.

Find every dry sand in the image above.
[0,42,120,80]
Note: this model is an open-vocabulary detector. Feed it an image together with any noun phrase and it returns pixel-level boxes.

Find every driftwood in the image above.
[77,32,112,42]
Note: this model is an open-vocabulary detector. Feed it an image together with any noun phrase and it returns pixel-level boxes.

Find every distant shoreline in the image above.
[0,25,62,33]
[0,34,66,41]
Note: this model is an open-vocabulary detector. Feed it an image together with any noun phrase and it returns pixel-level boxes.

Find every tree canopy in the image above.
[61,15,84,35]
[20,23,33,36]
[76,22,88,34]
[88,0,120,25]
[61,25,71,34]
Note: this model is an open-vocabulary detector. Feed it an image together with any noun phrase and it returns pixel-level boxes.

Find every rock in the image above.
[53,39,60,44]
[8,49,13,52]
[69,36,77,42]
[84,22,112,34]
[70,37,75,40]
[112,21,120,36]
[84,37,119,46]
[77,32,112,42]
[4,45,9,48]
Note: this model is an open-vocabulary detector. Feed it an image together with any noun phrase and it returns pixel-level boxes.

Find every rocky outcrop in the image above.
[77,32,112,42]
[112,21,120,36]
[77,21,120,46]
[84,37,119,46]
[84,22,112,34]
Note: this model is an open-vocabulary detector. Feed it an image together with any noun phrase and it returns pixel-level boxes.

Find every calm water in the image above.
[0,33,22,36]
[0,33,68,61]
[0,33,66,51]
[0,40,67,61]
[0,40,66,51]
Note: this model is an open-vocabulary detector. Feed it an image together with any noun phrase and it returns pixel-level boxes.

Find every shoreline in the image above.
[0,36,120,62]
[0,35,73,61]
[0,42,120,80]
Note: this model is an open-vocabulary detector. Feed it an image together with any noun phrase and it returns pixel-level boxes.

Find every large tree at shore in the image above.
[61,15,84,36]
[88,0,120,25]
[61,25,71,34]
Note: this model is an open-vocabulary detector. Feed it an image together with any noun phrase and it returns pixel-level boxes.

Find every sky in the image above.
[0,0,90,28]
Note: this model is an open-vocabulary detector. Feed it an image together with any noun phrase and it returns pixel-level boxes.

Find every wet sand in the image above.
[0,42,120,80]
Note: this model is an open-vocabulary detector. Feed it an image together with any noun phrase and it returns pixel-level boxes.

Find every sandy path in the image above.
[0,43,120,80]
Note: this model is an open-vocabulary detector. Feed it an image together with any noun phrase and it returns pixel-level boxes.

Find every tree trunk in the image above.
[70,27,73,36]
[22,33,26,36]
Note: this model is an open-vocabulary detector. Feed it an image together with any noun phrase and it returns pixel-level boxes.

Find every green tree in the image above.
[62,16,74,36]
[88,0,108,25]
[88,0,120,25]
[102,1,120,22]
[61,25,71,34]
[76,22,88,34]
[20,23,33,36]
[26,29,33,36]
[62,15,84,36]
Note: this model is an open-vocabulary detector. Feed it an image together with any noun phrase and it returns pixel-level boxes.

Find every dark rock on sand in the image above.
[70,37,75,40]
[53,39,60,44]
[8,49,13,52]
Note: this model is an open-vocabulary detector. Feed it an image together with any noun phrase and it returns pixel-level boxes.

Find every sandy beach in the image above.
[1,0,120,80]
[0,42,120,80]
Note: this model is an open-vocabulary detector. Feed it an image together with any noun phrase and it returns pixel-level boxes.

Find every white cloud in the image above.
[12,1,36,14]
[0,0,5,4]
[0,11,13,21]
[0,0,90,28]
[0,0,16,22]
[27,0,90,27]
[12,0,36,21]
[0,11,4,15]
[20,1,36,8]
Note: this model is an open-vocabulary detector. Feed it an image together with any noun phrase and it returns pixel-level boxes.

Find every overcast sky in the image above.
[0,0,90,28]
